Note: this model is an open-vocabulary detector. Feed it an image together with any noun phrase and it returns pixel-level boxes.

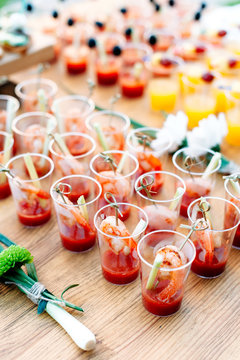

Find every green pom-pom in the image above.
[0,245,33,276]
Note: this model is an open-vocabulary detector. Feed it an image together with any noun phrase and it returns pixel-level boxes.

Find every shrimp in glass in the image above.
[23,124,46,153]
[154,245,187,302]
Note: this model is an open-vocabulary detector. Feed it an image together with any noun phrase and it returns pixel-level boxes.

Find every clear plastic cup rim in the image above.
[94,202,148,240]
[90,150,139,179]
[12,112,57,137]
[172,146,222,176]
[15,78,58,100]
[224,173,240,202]
[123,42,153,56]
[51,95,95,118]
[0,95,20,111]
[97,31,125,43]
[6,153,54,183]
[0,130,14,155]
[181,71,219,88]
[50,174,102,207]
[49,132,96,160]
[86,109,130,134]
[126,127,173,155]
[145,56,184,74]
[135,170,186,203]
[137,230,196,271]
[187,196,240,232]
[144,28,176,41]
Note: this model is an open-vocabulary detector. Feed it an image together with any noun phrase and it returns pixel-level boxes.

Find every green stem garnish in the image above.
[146,253,163,290]
[169,187,185,211]
[49,133,71,156]
[39,119,56,167]
[6,99,15,133]
[24,154,41,189]
[132,219,147,242]
[202,152,221,179]
[93,123,109,151]
[97,40,107,65]
[116,152,128,174]
[77,195,89,222]
[133,62,143,81]
[0,134,13,184]
[37,89,47,112]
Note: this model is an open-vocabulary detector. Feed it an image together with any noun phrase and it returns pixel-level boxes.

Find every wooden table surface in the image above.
[1,45,240,360]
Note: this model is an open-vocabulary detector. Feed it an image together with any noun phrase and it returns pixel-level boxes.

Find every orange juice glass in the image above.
[182,73,217,128]
[147,55,183,112]
[225,89,240,146]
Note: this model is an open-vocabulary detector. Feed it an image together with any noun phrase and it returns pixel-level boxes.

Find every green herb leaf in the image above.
[61,284,79,301]
[26,262,38,282]
[37,299,48,314]
[0,233,17,247]
[60,284,83,312]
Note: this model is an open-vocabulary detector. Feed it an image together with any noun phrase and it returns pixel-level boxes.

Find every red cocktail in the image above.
[49,132,96,179]
[224,175,240,249]
[0,181,11,199]
[12,112,57,154]
[6,153,54,227]
[17,196,51,226]
[191,240,227,278]
[188,196,240,278]
[95,57,121,86]
[15,78,57,112]
[138,230,195,316]
[135,171,185,243]
[90,150,139,220]
[52,95,95,134]
[122,42,152,67]
[0,131,14,199]
[94,203,148,284]
[145,30,175,52]
[86,110,130,152]
[51,175,102,252]
[120,69,147,98]
[142,279,183,316]
[172,147,221,218]
[180,178,211,217]
[63,46,89,75]
[101,248,139,284]
[127,127,172,192]
[0,95,20,132]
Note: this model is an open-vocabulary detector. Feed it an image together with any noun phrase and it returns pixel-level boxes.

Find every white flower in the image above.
[186,113,228,156]
[151,111,188,153]
[8,13,27,32]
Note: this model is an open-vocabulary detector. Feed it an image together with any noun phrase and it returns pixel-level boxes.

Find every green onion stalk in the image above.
[0,234,96,351]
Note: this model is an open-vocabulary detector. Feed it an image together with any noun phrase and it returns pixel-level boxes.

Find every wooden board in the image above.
[0,32,55,76]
